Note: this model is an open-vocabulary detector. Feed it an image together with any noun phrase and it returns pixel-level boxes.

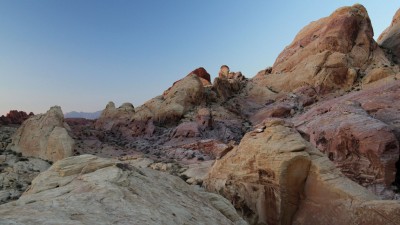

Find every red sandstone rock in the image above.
[0,110,33,125]
[188,67,211,86]
[170,122,201,139]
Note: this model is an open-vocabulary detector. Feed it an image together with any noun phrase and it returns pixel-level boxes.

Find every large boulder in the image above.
[378,9,400,63]
[205,118,400,225]
[8,106,74,162]
[255,4,397,93]
[0,155,247,225]
[205,119,311,225]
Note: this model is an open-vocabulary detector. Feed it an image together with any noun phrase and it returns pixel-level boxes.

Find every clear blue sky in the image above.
[0,1,398,115]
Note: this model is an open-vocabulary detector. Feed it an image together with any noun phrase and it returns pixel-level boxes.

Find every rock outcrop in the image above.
[0,111,33,125]
[188,67,212,86]
[378,9,400,63]
[255,4,398,93]
[8,106,75,162]
[94,101,135,131]
[0,155,247,225]
[205,118,400,225]
[293,79,400,194]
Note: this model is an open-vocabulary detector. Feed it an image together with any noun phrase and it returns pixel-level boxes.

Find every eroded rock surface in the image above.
[205,118,400,225]
[0,155,247,225]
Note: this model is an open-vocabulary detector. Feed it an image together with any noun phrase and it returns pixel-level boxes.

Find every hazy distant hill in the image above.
[64,110,102,119]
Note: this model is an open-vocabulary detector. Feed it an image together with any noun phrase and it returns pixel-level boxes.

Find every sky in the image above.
[0,1,398,115]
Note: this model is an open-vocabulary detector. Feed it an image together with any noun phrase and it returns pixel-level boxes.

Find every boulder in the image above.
[205,118,400,225]
[378,9,400,63]
[205,119,311,225]
[0,155,247,225]
[8,106,74,162]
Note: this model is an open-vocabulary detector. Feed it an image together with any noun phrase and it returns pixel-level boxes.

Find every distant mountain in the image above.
[64,110,102,119]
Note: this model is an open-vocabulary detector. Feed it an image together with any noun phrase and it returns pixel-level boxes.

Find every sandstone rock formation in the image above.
[378,9,400,63]
[255,4,398,93]
[205,118,400,225]
[0,155,247,225]
[0,111,33,125]
[290,79,400,196]
[205,119,311,224]
[94,101,135,131]
[188,67,212,86]
[8,106,75,162]
[0,126,51,204]
[130,74,205,130]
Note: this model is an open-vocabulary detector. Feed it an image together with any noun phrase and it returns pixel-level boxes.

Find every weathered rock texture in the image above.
[205,119,311,225]
[293,79,400,192]
[205,119,400,225]
[8,106,75,162]
[255,4,398,93]
[0,155,247,225]
[378,9,400,63]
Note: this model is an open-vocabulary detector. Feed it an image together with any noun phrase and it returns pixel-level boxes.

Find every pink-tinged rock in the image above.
[8,106,74,162]
[180,139,233,159]
[196,108,213,130]
[170,122,201,138]
[295,100,398,187]
[251,103,293,125]
[254,4,397,93]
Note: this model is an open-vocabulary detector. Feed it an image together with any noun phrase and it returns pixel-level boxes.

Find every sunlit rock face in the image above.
[8,106,74,162]
[254,4,398,93]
